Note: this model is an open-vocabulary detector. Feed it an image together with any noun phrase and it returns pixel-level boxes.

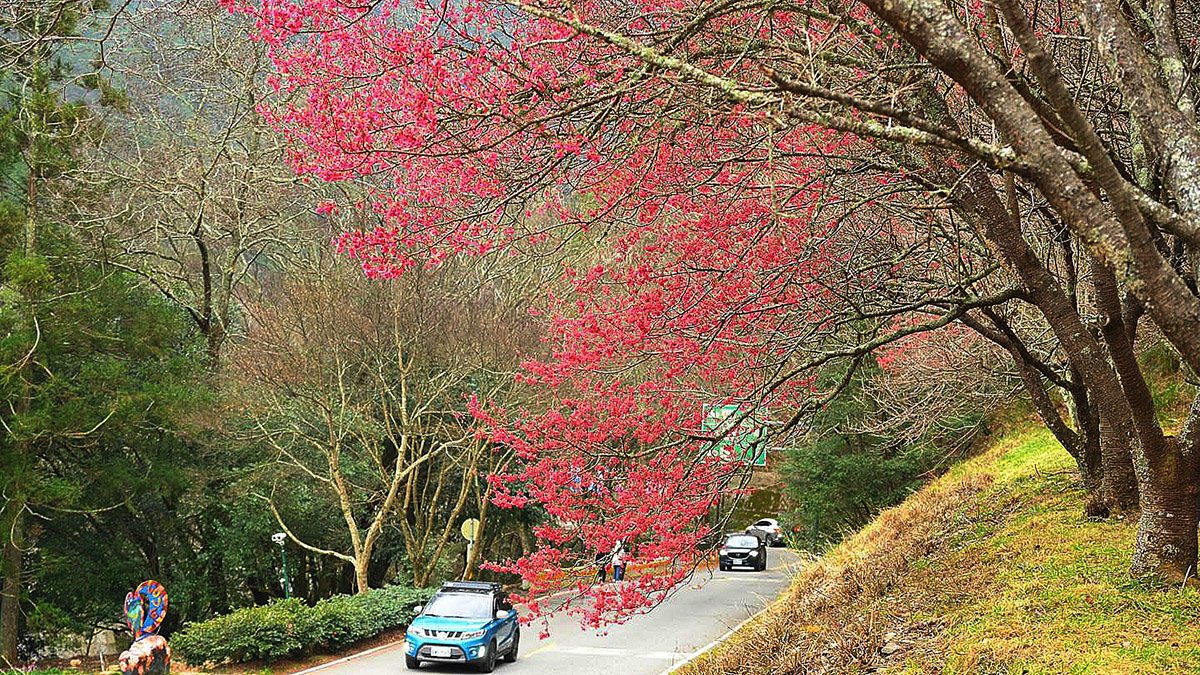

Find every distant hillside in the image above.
[680,423,1200,674]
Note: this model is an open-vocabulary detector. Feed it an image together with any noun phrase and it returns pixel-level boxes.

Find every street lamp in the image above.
[272,532,291,599]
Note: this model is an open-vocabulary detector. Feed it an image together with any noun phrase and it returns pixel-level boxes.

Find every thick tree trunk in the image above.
[412,559,432,588]
[1,507,23,667]
[911,83,1143,519]
[518,522,535,557]
[1132,438,1200,580]
[1095,410,1140,516]
[1075,432,1105,516]
[1086,259,1144,517]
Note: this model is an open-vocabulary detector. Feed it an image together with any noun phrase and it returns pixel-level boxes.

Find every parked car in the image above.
[745,517,785,547]
[405,580,519,672]
[718,533,768,571]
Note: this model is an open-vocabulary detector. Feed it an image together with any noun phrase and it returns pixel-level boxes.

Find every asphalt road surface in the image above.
[299,549,800,675]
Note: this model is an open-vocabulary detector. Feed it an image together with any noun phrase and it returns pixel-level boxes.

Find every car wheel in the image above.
[718,563,727,572]
[476,640,498,673]
[760,555,768,571]
[504,628,520,663]
[405,653,420,670]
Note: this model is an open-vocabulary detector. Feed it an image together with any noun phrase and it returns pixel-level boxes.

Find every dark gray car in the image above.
[718,533,767,571]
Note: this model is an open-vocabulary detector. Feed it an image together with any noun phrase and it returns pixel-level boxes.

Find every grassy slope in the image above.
[680,424,1200,675]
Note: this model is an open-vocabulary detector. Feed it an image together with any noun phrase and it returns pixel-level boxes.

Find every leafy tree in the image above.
[0,0,118,661]
[0,228,210,657]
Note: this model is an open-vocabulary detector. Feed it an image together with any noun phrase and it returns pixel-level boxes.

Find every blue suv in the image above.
[405,581,519,672]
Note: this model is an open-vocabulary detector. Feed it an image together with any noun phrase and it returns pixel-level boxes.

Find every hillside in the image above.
[680,424,1200,674]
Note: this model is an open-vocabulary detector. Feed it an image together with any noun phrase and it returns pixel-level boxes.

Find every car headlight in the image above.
[461,629,487,639]
[719,548,729,555]
[407,627,426,638]
[747,549,759,556]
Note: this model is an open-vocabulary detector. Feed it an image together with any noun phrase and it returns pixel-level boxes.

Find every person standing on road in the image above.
[611,540,627,582]
[595,550,608,583]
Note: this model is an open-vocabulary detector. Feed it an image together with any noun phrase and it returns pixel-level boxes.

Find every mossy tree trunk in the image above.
[1131,437,1200,580]
[0,505,22,667]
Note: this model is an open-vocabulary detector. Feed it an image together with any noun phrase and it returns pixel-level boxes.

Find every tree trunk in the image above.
[1,506,24,667]
[911,82,1141,522]
[517,522,535,557]
[1077,431,1106,517]
[1095,409,1140,516]
[354,558,370,595]
[1132,438,1200,580]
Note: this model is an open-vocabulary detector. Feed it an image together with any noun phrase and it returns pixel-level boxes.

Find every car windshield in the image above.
[725,535,760,548]
[755,520,773,526]
[423,592,493,619]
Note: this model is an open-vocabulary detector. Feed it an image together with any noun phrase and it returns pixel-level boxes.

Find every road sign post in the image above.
[272,532,291,599]
[460,518,481,580]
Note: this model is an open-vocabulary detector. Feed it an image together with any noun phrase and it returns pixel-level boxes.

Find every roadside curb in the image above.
[288,640,408,675]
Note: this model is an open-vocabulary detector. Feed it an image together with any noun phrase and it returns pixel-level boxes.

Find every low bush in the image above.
[172,585,434,666]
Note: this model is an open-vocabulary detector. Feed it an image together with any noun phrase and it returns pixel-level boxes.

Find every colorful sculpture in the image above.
[119,580,171,674]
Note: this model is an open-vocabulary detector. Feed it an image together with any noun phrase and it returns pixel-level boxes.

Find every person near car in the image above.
[595,550,608,583]
[611,540,627,581]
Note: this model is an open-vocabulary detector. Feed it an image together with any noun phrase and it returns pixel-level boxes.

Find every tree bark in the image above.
[907,82,1136,510]
[1089,261,1145,515]
[1095,408,1140,516]
[1,506,24,667]
[1132,437,1200,580]
[896,1,1191,559]
[354,560,370,596]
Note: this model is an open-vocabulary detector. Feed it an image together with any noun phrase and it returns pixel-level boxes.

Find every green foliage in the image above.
[171,585,436,666]
[171,599,310,666]
[782,362,985,548]
[0,227,217,646]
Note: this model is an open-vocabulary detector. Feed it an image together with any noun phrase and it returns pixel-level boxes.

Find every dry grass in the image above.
[679,425,1200,675]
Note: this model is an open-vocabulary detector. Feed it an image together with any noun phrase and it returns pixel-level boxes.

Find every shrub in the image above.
[171,585,434,666]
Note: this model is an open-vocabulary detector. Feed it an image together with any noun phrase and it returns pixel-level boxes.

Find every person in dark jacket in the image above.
[595,550,608,583]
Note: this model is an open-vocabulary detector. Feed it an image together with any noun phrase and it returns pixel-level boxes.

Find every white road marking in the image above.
[544,645,693,659]
[659,594,783,675]
[641,651,698,660]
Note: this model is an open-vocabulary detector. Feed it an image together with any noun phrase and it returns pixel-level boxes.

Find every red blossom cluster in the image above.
[225,0,904,626]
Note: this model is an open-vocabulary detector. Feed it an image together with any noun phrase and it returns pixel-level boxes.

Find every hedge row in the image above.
[171,585,435,666]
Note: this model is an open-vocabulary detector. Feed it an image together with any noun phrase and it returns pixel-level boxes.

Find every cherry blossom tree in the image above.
[227,0,1200,617]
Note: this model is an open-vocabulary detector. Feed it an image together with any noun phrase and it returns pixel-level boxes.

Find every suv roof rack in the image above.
[439,580,501,593]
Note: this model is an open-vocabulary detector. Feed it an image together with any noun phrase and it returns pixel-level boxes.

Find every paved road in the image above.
[299,549,800,675]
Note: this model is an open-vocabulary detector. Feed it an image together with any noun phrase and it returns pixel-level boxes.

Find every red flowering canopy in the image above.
[226,0,966,627]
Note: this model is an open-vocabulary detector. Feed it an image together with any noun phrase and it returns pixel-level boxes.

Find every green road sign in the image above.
[703,404,767,466]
